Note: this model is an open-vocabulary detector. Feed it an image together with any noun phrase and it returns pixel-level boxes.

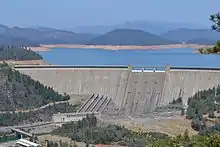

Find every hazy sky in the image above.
[1,0,219,28]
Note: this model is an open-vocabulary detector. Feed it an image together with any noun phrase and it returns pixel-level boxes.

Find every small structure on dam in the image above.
[15,65,220,116]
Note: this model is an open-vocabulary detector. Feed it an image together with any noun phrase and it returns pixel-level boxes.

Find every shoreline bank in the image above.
[29,44,214,51]
[0,60,49,65]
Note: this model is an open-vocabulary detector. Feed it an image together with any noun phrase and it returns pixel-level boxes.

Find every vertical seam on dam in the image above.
[122,69,132,108]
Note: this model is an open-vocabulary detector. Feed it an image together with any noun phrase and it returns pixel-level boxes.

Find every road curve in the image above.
[0,100,73,114]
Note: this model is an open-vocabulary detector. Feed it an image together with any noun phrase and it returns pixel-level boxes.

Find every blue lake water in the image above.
[38,48,220,67]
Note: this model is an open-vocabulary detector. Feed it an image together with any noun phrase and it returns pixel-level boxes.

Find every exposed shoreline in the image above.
[29,44,214,51]
[0,60,49,65]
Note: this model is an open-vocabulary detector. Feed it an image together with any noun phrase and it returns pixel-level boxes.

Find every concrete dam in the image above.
[15,65,220,116]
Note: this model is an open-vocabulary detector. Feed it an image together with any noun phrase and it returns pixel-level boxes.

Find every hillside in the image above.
[1,24,217,46]
[0,35,39,47]
[0,24,39,46]
[0,46,42,60]
[0,102,77,125]
[0,46,78,124]
[0,25,97,45]
[186,38,217,45]
[0,63,70,111]
[71,20,206,35]
[161,28,220,44]
[88,29,176,45]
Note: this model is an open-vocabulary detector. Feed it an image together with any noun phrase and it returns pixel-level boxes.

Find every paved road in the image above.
[0,99,73,114]
[0,121,58,132]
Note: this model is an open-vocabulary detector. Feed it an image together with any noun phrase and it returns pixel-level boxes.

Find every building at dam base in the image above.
[15,65,220,116]
[53,112,101,124]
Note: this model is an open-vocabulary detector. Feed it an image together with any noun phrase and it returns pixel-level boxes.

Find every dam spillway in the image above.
[15,65,220,115]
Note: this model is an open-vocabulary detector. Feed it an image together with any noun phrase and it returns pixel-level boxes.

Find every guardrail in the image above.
[14,65,129,69]
[14,64,220,72]
[170,66,220,70]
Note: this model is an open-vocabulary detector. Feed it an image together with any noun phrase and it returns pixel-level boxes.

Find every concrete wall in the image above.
[160,67,220,106]
[16,66,165,114]
[15,65,220,115]
[123,71,165,116]
[16,66,130,108]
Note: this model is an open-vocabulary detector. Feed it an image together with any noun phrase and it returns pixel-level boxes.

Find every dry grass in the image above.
[141,119,197,136]
[107,117,197,137]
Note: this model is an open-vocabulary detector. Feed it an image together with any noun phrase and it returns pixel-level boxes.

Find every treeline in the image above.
[0,102,78,126]
[198,40,220,54]
[46,140,78,147]
[0,63,70,111]
[47,132,220,147]
[150,131,220,147]
[186,85,220,134]
[0,46,42,60]
[52,114,168,147]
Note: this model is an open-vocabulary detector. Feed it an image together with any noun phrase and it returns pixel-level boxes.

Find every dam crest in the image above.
[15,65,220,116]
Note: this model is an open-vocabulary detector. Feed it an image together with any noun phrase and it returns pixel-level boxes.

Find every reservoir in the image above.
[38,48,220,67]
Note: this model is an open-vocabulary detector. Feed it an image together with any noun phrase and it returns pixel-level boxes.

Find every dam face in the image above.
[124,71,165,116]
[16,66,130,108]
[15,65,220,115]
[161,67,220,106]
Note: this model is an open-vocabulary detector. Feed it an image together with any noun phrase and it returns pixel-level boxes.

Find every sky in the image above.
[1,0,219,28]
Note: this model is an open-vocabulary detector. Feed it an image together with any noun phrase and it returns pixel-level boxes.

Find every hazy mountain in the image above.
[161,28,220,44]
[0,23,216,46]
[0,25,40,46]
[0,25,97,45]
[186,38,217,45]
[0,35,39,47]
[88,29,177,45]
[70,20,207,35]
[66,25,114,35]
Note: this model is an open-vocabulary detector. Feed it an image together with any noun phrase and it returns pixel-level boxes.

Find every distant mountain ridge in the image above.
[0,25,97,46]
[161,28,220,44]
[0,23,218,46]
[70,20,207,35]
[88,29,177,45]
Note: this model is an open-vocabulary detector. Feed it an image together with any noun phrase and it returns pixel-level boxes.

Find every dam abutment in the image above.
[160,67,220,107]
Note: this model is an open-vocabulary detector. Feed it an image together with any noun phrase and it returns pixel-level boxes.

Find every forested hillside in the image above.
[185,85,220,134]
[0,46,42,60]
[0,102,77,126]
[0,63,70,111]
[0,46,78,125]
